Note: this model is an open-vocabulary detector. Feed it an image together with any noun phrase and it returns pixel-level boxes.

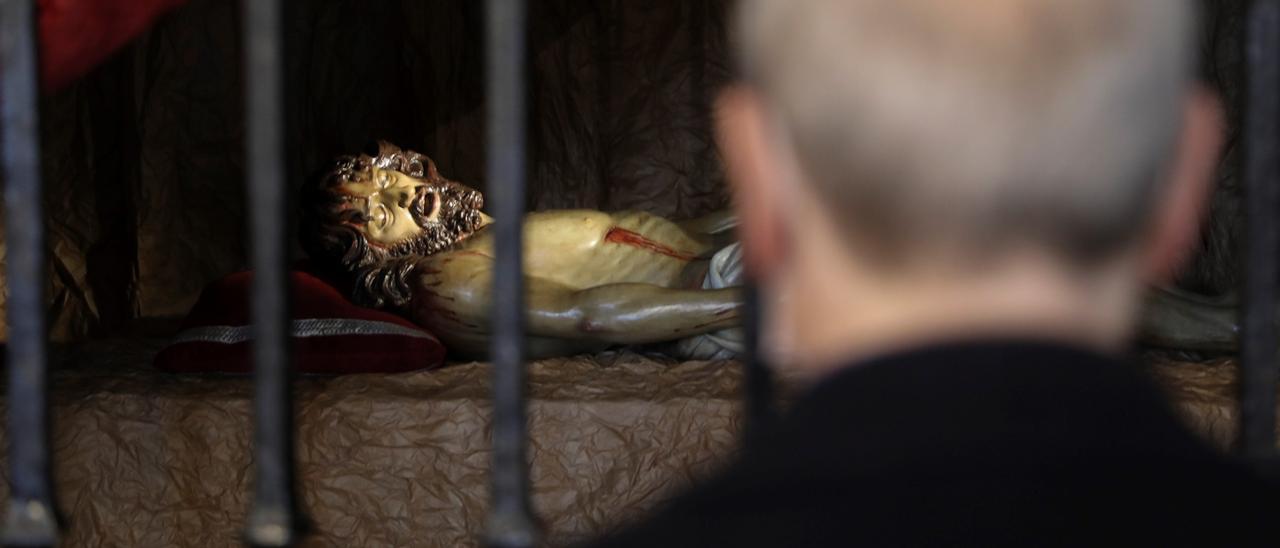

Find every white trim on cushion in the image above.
[171,318,433,345]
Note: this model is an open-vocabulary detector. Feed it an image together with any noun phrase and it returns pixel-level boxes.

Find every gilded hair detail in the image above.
[300,141,484,308]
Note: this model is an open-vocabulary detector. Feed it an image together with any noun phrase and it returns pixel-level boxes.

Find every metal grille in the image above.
[0,1,1275,546]
[484,1,537,546]
[241,0,303,545]
[1241,0,1280,464]
[1,0,56,544]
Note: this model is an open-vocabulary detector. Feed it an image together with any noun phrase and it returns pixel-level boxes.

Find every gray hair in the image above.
[736,0,1195,264]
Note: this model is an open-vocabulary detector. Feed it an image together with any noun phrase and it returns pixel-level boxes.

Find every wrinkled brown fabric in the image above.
[0,340,745,547]
[0,340,1268,547]
[1143,354,1271,452]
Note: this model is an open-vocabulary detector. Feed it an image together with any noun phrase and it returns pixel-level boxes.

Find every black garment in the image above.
[584,341,1279,547]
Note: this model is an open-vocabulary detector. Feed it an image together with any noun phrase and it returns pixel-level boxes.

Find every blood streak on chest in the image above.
[604,226,695,261]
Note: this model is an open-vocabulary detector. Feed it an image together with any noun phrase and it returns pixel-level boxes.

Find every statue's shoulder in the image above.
[409,248,494,294]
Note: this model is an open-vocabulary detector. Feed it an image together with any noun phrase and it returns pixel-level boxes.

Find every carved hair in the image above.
[299,140,483,309]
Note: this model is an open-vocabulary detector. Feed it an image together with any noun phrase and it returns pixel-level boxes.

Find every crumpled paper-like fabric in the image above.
[0,339,1268,547]
[0,340,745,547]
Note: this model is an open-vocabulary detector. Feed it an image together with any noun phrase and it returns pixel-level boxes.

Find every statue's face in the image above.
[339,166,484,250]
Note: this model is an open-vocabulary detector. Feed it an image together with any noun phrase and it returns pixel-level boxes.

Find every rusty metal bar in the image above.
[241,0,304,544]
[1240,0,1280,460]
[1,0,59,545]
[483,0,538,546]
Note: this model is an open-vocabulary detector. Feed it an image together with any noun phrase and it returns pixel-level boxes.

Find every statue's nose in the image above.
[393,188,413,208]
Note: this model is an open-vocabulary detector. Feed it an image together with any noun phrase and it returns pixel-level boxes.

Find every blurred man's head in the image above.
[718,0,1223,372]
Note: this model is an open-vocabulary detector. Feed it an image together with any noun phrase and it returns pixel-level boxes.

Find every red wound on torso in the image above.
[604,227,695,261]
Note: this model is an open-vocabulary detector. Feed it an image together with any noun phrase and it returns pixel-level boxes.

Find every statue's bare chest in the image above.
[444,210,711,288]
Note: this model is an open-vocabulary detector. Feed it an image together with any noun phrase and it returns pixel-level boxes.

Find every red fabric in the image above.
[39,0,187,91]
[154,269,445,375]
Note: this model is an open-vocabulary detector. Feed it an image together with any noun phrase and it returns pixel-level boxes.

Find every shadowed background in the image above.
[2,0,734,341]
[0,0,1247,343]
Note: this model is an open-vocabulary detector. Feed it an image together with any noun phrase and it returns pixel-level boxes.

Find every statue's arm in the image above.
[417,255,740,345]
[524,278,741,345]
[1137,286,1238,352]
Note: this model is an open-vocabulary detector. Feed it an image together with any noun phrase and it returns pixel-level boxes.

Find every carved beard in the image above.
[389,180,485,258]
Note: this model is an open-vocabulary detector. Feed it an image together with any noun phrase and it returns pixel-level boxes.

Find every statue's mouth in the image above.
[409,182,484,231]
[409,188,438,227]
[387,182,486,257]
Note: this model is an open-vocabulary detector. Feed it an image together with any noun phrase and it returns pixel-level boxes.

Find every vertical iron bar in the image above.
[1,0,59,545]
[741,280,775,446]
[1241,0,1280,460]
[484,0,537,547]
[242,0,303,544]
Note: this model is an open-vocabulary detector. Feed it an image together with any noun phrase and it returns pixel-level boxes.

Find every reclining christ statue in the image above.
[300,141,745,360]
[300,141,1247,361]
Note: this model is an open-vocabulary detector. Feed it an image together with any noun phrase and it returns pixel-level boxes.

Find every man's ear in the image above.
[1142,86,1225,284]
[715,85,789,281]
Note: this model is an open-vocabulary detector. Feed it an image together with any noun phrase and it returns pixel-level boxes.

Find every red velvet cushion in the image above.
[154,269,445,374]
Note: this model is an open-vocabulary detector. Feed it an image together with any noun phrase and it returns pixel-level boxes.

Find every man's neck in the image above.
[767,247,1142,378]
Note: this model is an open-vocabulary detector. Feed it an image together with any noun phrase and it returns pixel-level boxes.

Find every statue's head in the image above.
[300,141,485,276]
